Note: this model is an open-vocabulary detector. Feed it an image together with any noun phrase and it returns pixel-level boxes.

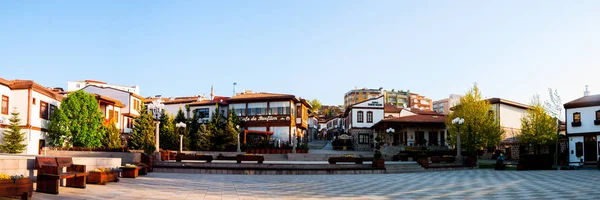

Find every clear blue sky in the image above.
[1,1,599,106]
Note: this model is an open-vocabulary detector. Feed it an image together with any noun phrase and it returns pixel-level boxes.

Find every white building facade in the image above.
[68,80,140,95]
[0,78,63,155]
[564,93,600,166]
[344,96,385,151]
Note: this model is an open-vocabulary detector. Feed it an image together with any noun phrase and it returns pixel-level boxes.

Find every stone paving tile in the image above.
[31,169,600,199]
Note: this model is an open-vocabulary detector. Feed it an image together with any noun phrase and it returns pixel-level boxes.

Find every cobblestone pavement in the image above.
[34,169,600,200]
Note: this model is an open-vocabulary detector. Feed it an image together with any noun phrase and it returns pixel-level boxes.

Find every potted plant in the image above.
[372,150,385,168]
[0,174,33,199]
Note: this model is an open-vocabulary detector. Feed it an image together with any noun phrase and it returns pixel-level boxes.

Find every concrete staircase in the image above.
[385,162,427,173]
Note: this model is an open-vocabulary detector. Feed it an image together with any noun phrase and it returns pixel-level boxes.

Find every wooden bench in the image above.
[236,155,264,164]
[328,157,363,164]
[35,157,88,194]
[119,166,142,178]
[140,153,153,173]
[176,154,213,162]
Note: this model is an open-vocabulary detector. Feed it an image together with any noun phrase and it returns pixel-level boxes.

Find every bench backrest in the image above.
[35,157,58,169]
[56,157,74,168]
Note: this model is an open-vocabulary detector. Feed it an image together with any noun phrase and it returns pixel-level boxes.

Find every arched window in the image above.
[367,111,373,123]
[357,111,364,123]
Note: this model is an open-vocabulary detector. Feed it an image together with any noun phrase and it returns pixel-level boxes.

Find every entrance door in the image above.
[569,136,584,164]
[38,140,45,155]
[584,136,597,164]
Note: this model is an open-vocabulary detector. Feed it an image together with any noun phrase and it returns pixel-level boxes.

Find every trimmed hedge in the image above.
[518,154,553,170]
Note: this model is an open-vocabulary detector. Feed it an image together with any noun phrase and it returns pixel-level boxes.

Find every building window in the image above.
[49,104,56,118]
[196,108,209,119]
[40,101,49,119]
[297,106,302,118]
[357,111,364,123]
[358,134,370,144]
[1,95,8,115]
[595,110,600,125]
[109,110,114,122]
[572,112,582,127]
[114,111,119,123]
[32,98,36,105]
[363,94,366,98]
[366,111,373,123]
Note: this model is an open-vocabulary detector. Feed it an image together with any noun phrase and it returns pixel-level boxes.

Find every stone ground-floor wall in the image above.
[45,150,139,165]
[350,129,373,151]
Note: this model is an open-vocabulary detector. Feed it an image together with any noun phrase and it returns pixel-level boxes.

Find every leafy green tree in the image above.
[128,104,156,154]
[519,95,557,154]
[159,110,178,150]
[0,109,27,153]
[102,119,122,148]
[446,84,504,153]
[48,90,105,147]
[47,107,70,147]
[309,99,322,114]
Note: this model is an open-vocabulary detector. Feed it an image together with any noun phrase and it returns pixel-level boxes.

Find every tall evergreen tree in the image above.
[0,109,27,153]
[47,90,105,147]
[128,104,156,154]
[446,84,504,153]
[175,108,186,123]
[159,110,178,150]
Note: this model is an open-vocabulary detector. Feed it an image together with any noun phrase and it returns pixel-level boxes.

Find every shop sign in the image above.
[241,115,291,122]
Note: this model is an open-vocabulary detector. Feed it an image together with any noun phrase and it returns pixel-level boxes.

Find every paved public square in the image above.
[34,169,600,200]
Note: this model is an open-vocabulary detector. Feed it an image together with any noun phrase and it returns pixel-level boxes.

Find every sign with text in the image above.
[241,115,291,122]
[367,101,383,107]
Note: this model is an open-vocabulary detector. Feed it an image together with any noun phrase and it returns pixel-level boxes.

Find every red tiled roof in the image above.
[408,108,444,115]
[0,78,63,101]
[487,98,529,109]
[564,94,600,109]
[228,93,296,101]
[94,94,126,108]
[384,103,402,113]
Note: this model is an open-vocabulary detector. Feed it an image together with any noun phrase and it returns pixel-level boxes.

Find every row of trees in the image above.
[156,105,241,152]
[445,84,560,155]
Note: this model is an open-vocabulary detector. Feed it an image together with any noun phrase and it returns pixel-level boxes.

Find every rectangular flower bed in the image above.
[87,170,120,185]
[236,154,264,164]
[176,154,213,162]
[119,165,141,178]
[328,156,364,164]
[0,177,33,200]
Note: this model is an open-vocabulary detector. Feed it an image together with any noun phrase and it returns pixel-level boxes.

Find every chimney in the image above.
[584,85,590,97]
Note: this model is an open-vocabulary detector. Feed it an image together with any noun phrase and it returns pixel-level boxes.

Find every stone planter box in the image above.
[176,154,213,162]
[87,171,120,185]
[0,178,33,200]
[328,157,364,164]
[119,167,141,178]
[236,155,264,164]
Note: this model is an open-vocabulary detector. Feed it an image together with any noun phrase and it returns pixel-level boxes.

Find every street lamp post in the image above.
[148,100,164,161]
[292,131,297,154]
[176,122,187,154]
[386,127,395,146]
[452,117,465,163]
[236,125,241,153]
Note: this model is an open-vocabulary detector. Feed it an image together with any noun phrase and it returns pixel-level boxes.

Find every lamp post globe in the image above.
[452,117,464,163]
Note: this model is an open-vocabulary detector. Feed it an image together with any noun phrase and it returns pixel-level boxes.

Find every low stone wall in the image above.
[44,150,140,165]
[0,154,121,181]
[154,162,385,175]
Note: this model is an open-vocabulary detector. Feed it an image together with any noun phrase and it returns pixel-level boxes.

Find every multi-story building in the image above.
[409,93,433,111]
[563,86,599,166]
[343,88,382,108]
[67,80,140,95]
[226,92,311,146]
[0,78,63,155]
[145,95,206,118]
[382,89,410,108]
[307,115,318,142]
[343,96,385,151]
[487,98,529,145]
[325,115,345,140]
[432,94,462,114]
